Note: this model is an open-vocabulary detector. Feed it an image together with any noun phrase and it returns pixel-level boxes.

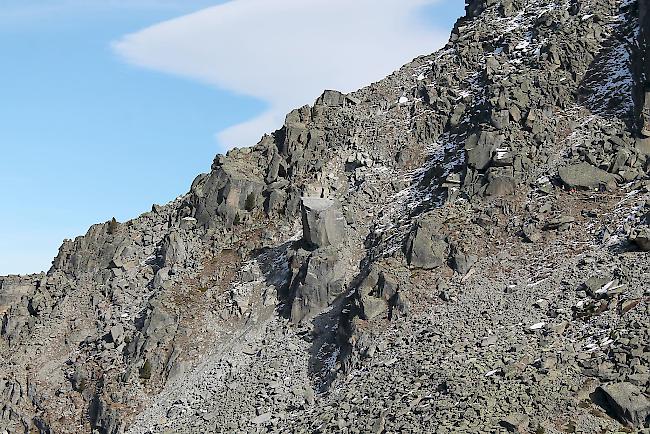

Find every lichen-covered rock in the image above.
[188,162,265,227]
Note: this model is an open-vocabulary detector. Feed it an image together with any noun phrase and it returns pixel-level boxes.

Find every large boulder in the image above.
[51,223,130,277]
[161,231,186,267]
[558,162,616,190]
[316,90,345,107]
[464,130,505,171]
[404,217,449,269]
[358,267,407,320]
[188,163,265,227]
[289,246,346,323]
[301,198,347,249]
[631,227,650,251]
[596,382,650,428]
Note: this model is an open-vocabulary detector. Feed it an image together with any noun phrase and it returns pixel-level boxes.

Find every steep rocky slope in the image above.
[1,0,650,433]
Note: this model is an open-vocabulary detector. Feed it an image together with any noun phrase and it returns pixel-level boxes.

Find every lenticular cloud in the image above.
[113,0,449,149]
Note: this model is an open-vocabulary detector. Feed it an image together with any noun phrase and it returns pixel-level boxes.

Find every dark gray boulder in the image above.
[485,175,516,196]
[465,131,503,171]
[289,246,346,323]
[189,163,265,227]
[405,217,449,269]
[161,231,186,267]
[631,227,650,251]
[452,250,478,275]
[301,197,347,249]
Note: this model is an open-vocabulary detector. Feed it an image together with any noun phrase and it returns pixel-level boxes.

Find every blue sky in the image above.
[0,0,464,275]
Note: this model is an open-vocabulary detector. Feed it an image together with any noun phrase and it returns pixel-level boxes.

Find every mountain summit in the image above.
[1,0,649,432]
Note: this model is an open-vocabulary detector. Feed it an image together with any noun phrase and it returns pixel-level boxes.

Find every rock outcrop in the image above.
[301,198,347,249]
[1,0,650,433]
[286,197,348,323]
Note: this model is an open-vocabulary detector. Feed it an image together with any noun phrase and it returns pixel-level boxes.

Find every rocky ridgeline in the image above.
[2,0,650,432]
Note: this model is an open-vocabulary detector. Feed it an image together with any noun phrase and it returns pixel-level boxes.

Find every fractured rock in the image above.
[631,227,650,251]
[161,231,186,267]
[301,197,347,249]
[452,250,478,275]
[358,268,405,320]
[289,246,346,323]
[499,413,530,432]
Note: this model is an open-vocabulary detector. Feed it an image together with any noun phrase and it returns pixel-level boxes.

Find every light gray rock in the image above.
[251,412,272,424]
[485,176,516,196]
[110,324,124,344]
[597,382,650,428]
[452,251,478,275]
[558,162,616,190]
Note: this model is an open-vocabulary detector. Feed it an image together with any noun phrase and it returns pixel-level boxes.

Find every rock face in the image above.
[1,0,650,433]
[287,246,346,323]
[286,197,348,323]
[300,197,347,249]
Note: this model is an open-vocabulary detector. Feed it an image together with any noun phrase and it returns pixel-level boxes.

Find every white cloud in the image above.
[113,0,450,149]
[0,0,219,21]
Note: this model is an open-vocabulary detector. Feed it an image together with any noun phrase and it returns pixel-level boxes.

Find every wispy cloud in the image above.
[113,0,449,150]
[0,0,220,21]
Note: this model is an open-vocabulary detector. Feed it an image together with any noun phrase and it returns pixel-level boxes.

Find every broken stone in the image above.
[289,246,346,323]
[523,223,542,242]
[110,324,124,344]
[251,412,272,424]
[485,175,516,196]
[452,251,478,275]
[545,215,575,230]
[499,413,530,432]
[161,231,186,267]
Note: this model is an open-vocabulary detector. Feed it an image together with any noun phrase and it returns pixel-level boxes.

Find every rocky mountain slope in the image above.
[1,0,650,432]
